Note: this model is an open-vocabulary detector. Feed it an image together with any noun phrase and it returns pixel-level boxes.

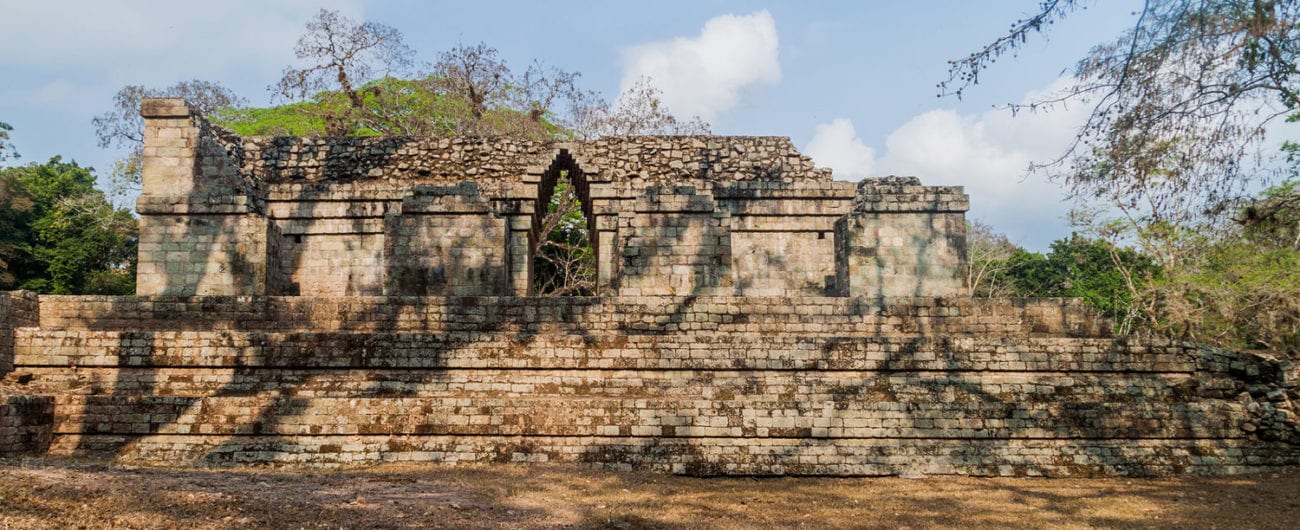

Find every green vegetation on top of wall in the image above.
[211,76,566,140]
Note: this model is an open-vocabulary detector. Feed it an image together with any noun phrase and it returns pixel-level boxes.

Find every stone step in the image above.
[10,367,1212,401]
[34,295,1108,337]
[48,434,1300,475]
[12,329,1193,372]
[47,394,1248,439]
[0,394,53,456]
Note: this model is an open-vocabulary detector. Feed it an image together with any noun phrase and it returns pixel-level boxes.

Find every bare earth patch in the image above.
[1,458,1297,529]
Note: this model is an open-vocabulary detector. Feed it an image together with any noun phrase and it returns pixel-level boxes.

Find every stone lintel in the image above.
[141,98,191,119]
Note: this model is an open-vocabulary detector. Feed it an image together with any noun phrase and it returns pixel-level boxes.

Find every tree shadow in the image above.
[14,133,1297,476]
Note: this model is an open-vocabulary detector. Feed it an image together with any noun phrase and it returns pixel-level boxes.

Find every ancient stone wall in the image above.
[0,394,53,457]
[837,178,969,299]
[135,99,269,296]
[232,135,829,186]
[1,291,48,455]
[8,99,1293,476]
[133,99,969,300]
[3,293,1296,475]
[0,291,38,374]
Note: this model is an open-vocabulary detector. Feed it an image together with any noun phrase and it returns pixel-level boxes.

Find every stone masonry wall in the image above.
[135,99,268,296]
[25,295,1113,336]
[717,182,851,296]
[234,135,829,187]
[838,178,969,298]
[618,186,733,296]
[1,293,50,458]
[14,99,1291,474]
[4,293,1297,475]
[0,291,38,374]
[0,394,53,457]
[136,214,272,296]
[384,184,510,296]
[135,99,969,300]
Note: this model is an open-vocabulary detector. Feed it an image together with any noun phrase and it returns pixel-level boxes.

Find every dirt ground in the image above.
[1,459,1298,529]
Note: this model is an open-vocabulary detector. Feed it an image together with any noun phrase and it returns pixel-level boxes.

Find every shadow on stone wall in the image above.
[39,120,1293,473]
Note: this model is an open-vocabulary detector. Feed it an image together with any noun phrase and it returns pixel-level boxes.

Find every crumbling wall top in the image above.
[235,135,833,189]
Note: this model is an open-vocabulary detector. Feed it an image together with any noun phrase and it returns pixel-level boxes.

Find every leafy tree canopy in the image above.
[947,0,1299,237]
[0,120,16,162]
[1004,235,1163,330]
[0,157,137,294]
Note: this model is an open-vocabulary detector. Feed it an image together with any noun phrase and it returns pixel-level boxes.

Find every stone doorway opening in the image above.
[531,149,598,295]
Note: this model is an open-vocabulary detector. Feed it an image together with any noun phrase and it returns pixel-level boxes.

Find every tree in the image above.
[1236,178,1300,250]
[93,80,245,204]
[219,73,566,139]
[1153,237,1300,351]
[965,220,1020,297]
[218,76,465,137]
[1149,180,1300,350]
[1002,235,1163,332]
[263,23,587,140]
[574,77,712,138]
[533,180,596,296]
[0,120,16,162]
[425,43,600,139]
[516,61,595,128]
[430,42,511,127]
[946,1,1300,349]
[0,171,36,287]
[946,0,1299,255]
[0,158,137,294]
[259,11,707,141]
[273,9,413,136]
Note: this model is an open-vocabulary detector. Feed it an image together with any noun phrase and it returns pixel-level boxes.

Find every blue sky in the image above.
[0,1,1148,250]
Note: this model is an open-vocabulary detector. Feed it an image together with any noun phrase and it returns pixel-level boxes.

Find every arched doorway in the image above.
[531,149,598,295]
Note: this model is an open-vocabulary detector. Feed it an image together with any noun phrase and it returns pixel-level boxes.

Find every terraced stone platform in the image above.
[3,293,1297,476]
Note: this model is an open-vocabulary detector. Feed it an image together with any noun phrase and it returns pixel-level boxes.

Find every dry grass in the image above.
[1,458,1298,529]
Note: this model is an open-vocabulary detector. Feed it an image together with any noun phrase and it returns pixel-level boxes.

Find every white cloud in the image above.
[620,10,781,121]
[804,118,875,178]
[875,79,1088,222]
[0,1,365,85]
[808,78,1090,250]
[0,0,368,191]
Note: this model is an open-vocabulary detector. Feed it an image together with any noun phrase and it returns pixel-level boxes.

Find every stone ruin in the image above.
[127,100,968,299]
[1,98,1297,475]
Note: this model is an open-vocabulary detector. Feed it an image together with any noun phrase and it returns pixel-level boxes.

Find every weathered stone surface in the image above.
[0,291,37,374]
[132,99,968,298]
[3,292,1298,474]
[0,394,53,456]
[0,99,1295,476]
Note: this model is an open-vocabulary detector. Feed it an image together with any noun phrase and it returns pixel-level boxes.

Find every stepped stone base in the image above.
[0,394,53,456]
[2,292,1297,475]
[46,435,1298,476]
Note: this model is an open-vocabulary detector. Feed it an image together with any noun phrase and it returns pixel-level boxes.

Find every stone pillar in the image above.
[0,291,38,375]
[135,98,269,296]
[139,98,199,196]
[504,214,534,296]
[587,181,625,296]
[496,182,538,297]
[835,177,969,299]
